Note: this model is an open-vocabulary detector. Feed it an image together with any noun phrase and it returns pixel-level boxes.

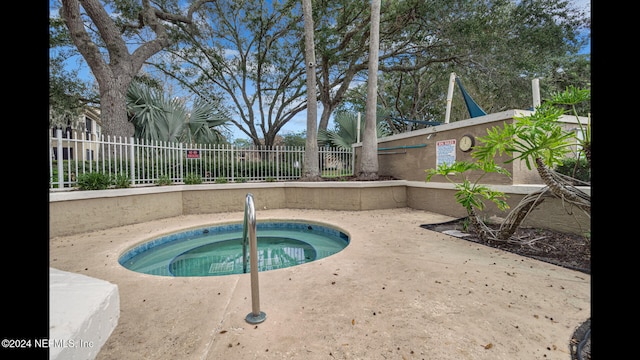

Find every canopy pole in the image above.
[444,72,456,124]
[532,78,541,110]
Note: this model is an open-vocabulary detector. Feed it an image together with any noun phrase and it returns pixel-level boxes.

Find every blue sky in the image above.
[54,0,590,141]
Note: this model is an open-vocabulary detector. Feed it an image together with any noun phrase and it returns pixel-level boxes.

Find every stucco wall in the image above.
[405,182,590,235]
[49,188,183,237]
[355,110,588,185]
[181,184,288,214]
[49,181,590,238]
[282,182,407,210]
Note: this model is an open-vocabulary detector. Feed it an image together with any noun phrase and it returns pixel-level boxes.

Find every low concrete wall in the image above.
[49,187,184,236]
[282,181,407,210]
[406,182,591,235]
[50,181,590,237]
[181,184,287,214]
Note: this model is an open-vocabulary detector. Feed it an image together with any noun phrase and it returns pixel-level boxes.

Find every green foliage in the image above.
[49,59,91,128]
[322,168,353,178]
[50,161,77,187]
[555,157,590,183]
[425,161,510,216]
[282,131,307,147]
[127,81,230,144]
[231,160,299,179]
[335,0,589,129]
[113,174,131,188]
[155,174,172,186]
[474,104,573,171]
[473,87,591,172]
[547,86,591,163]
[548,85,591,107]
[184,173,203,184]
[318,111,390,149]
[76,172,113,190]
[49,15,98,127]
[460,217,470,232]
[232,138,253,148]
[214,177,228,184]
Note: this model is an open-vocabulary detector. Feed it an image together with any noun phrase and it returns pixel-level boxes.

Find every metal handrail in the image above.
[241,193,255,274]
[242,193,266,324]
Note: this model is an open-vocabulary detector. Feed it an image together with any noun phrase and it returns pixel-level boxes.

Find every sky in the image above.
[54,0,590,142]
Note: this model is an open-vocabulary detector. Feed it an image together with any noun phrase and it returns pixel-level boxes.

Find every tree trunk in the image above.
[318,102,334,132]
[301,0,321,180]
[496,189,549,240]
[535,157,590,213]
[99,79,134,139]
[358,0,381,180]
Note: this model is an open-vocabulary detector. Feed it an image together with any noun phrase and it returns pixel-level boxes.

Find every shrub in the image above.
[555,157,590,183]
[156,174,172,186]
[184,173,203,184]
[76,172,112,190]
[113,174,131,188]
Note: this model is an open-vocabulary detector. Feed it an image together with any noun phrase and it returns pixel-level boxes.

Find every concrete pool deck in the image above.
[49,208,590,360]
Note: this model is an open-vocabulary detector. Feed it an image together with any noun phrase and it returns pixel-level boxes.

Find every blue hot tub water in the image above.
[119,221,350,277]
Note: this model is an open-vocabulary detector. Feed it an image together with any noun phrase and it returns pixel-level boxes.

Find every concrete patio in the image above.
[49,207,590,360]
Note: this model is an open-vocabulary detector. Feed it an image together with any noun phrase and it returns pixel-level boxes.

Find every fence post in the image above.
[56,129,64,188]
[231,145,235,182]
[351,144,355,175]
[129,137,136,186]
[179,142,184,183]
[276,146,280,181]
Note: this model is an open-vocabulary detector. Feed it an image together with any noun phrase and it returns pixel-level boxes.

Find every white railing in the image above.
[49,129,354,190]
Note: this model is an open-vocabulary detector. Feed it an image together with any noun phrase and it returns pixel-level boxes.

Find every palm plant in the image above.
[181,97,230,144]
[126,81,231,144]
[318,111,390,150]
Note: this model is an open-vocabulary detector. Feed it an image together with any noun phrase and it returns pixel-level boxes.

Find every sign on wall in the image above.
[436,139,456,167]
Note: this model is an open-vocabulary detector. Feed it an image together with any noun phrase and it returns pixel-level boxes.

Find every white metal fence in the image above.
[49,129,354,190]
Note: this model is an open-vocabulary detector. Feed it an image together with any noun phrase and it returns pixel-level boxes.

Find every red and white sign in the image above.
[186,150,200,159]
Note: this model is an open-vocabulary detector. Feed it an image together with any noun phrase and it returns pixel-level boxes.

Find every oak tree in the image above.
[59,0,214,138]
